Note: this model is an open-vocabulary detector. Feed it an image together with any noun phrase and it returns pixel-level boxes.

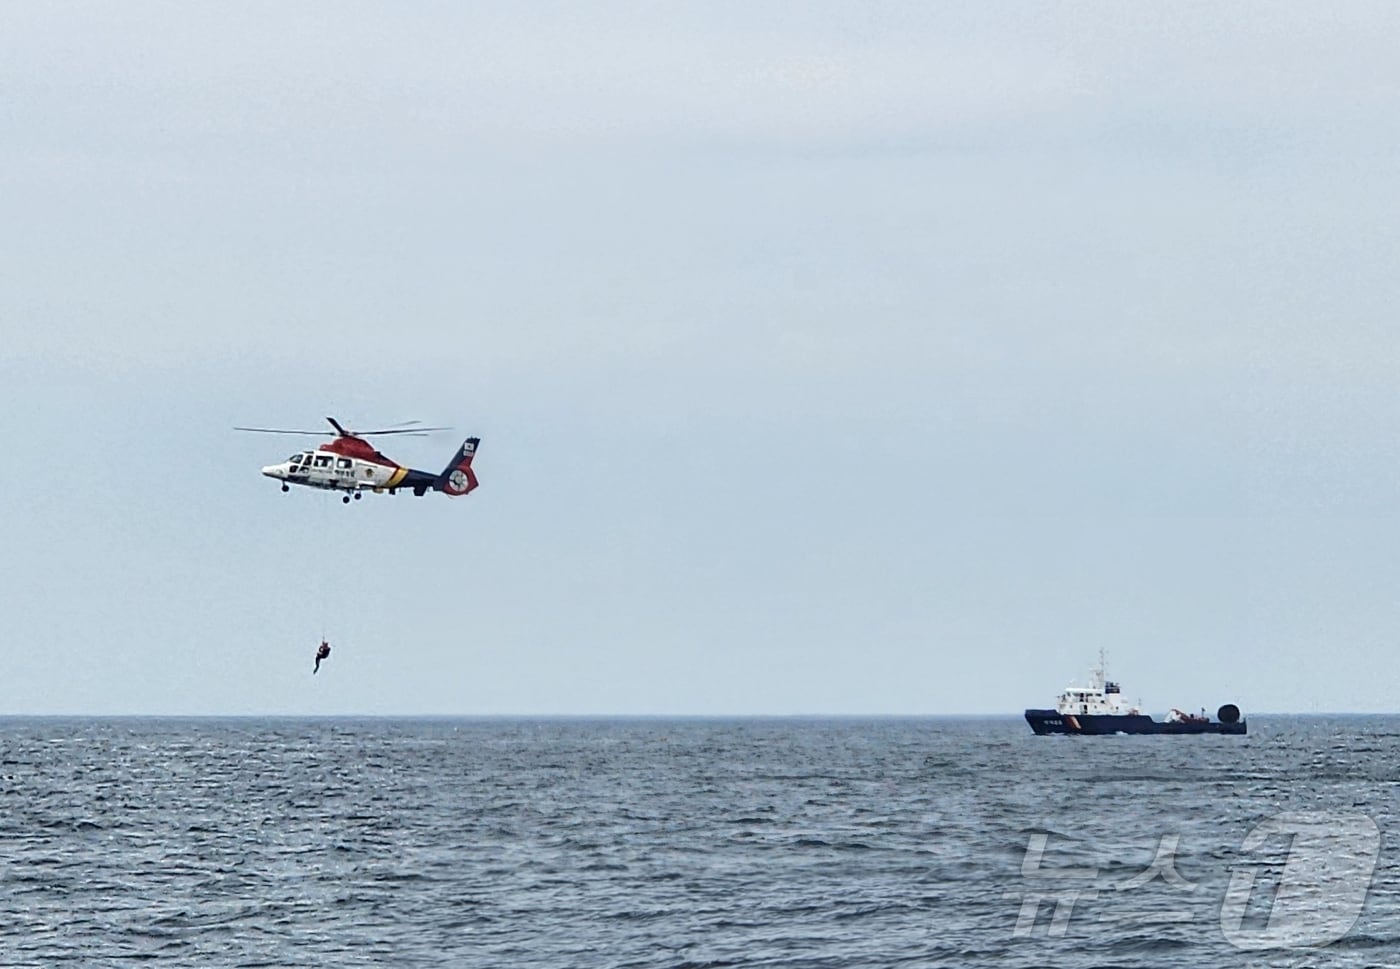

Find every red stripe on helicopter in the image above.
[322,436,400,468]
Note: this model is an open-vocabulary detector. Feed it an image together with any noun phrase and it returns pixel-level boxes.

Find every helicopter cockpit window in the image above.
[288,454,302,465]
[314,455,332,468]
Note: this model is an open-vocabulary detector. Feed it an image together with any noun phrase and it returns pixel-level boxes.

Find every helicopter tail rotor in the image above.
[434,438,481,496]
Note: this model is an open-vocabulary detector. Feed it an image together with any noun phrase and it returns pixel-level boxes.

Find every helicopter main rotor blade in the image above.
[355,426,452,436]
[234,427,333,436]
[237,419,450,438]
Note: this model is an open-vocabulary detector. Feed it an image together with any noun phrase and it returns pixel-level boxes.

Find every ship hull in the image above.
[1024,709,1247,735]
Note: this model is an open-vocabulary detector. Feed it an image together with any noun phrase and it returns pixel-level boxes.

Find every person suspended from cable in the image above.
[314,640,331,674]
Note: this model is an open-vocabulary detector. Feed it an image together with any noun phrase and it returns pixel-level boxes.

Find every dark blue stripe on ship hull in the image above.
[1025,709,1247,736]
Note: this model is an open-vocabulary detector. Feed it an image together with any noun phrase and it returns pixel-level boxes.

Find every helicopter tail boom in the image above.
[434,438,480,497]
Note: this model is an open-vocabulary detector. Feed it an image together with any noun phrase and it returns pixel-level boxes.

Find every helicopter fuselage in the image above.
[261,437,441,497]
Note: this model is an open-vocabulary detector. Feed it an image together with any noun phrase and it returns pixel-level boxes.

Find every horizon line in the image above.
[0,711,1389,720]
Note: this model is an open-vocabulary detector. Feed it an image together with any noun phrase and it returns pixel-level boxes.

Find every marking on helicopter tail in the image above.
[387,467,409,487]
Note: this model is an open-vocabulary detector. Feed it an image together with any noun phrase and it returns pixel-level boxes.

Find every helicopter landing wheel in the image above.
[353,492,362,500]
[342,495,351,504]
[281,484,289,493]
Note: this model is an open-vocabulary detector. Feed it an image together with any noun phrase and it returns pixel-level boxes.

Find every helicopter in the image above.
[237,418,480,503]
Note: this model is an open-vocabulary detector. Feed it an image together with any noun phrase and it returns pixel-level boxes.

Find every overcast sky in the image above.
[4,2,1400,715]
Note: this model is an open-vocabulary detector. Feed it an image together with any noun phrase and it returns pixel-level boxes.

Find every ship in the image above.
[1024,652,1246,735]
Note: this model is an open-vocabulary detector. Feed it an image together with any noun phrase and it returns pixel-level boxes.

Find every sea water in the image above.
[1,716,1397,967]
